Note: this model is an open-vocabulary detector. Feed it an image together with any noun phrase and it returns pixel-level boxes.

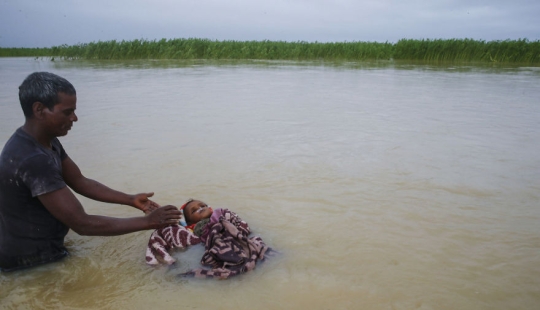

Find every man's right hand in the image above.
[146,205,182,229]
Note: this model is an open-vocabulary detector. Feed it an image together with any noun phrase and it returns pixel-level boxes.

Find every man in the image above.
[0,72,181,271]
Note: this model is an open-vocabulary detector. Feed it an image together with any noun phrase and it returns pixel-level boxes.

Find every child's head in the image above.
[181,199,213,225]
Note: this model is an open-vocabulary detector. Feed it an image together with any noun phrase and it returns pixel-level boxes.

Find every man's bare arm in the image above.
[38,186,181,236]
[61,155,157,212]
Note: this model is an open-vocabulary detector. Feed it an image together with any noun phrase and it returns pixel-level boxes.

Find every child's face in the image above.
[184,200,213,224]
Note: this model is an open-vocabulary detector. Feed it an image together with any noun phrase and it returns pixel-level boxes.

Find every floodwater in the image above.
[0,57,539,309]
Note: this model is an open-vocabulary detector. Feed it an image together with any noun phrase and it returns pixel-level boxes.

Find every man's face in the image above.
[43,92,78,137]
[184,200,213,224]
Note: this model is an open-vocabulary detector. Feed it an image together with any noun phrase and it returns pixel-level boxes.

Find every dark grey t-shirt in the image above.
[0,128,70,271]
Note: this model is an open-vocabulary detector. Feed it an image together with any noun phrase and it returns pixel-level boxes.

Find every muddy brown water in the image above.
[1,58,539,309]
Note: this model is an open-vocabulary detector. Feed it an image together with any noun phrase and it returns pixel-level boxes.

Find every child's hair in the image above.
[180,199,194,225]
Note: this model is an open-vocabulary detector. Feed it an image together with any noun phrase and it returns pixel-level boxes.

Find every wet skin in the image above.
[40,92,78,139]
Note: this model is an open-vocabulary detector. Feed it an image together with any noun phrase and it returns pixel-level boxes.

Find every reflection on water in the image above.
[1,58,539,309]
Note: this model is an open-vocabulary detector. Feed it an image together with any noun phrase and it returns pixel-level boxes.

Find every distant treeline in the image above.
[1,38,539,63]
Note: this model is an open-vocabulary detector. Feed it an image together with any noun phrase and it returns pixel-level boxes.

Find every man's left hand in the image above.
[131,192,160,214]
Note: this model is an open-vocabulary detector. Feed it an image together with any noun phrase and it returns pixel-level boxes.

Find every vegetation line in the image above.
[1,38,538,64]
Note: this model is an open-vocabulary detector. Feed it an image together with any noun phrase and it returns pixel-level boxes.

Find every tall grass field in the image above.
[1,38,539,64]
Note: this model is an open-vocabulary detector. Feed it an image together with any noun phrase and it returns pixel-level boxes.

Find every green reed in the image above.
[1,38,538,64]
[0,47,52,57]
[43,39,394,61]
[393,38,540,63]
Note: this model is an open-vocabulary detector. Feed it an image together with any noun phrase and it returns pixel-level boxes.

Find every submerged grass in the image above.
[1,38,539,64]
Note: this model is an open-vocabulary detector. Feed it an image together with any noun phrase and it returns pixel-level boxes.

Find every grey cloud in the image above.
[0,0,538,47]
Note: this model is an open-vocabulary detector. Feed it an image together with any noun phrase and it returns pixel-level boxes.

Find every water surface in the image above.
[1,58,539,309]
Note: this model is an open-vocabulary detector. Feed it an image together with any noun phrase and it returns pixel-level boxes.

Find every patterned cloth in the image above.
[146,208,272,279]
[180,209,272,279]
[145,224,201,265]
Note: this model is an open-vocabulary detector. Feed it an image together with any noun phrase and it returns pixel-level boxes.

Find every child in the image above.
[180,199,214,235]
[146,199,272,279]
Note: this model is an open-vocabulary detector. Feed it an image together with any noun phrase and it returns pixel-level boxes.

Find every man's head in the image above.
[182,199,213,225]
[19,72,76,119]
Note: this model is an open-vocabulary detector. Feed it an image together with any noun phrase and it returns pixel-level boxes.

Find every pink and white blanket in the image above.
[145,208,272,279]
[145,224,201,265]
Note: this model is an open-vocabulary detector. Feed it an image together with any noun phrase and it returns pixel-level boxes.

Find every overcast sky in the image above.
[1,0,539,47]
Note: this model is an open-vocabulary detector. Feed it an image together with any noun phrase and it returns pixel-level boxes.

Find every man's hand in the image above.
[146,205,182,229]
[131,192,159,214]
[39,187,181,236]
[142,200,160,215]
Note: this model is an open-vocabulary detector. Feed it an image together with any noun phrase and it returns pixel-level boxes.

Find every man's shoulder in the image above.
[1,130,67,197]
[1,129,45,162]
[0,129,65,177]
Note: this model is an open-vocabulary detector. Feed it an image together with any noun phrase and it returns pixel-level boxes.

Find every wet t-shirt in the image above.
[0,128,70,271]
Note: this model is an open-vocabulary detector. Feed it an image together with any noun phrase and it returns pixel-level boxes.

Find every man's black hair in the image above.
[18,72,76,118]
